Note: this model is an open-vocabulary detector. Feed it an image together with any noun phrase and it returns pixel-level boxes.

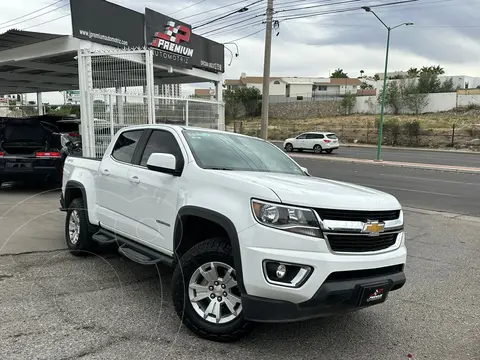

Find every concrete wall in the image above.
[457,94,480,107]
[354,93,480,114]
[269,100,342,119]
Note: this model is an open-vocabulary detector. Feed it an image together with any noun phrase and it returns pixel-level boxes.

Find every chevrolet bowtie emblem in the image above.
[362,220,385,236]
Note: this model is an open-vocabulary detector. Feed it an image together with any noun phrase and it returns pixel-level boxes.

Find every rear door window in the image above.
[111,130,144,163]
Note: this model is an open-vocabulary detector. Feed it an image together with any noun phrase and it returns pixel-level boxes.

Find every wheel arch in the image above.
[173,206,246,294]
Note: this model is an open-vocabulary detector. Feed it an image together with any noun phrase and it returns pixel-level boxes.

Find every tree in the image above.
[378,81,404,114]
[402,79,429,115]
[417,72,441,93]
[360,81,374,90]
[236,87,261,117]
[407,67,419,78]
[223,89,243,121]
[340,91,356,115]
[330,68,348,78]
[374,74,380,81]
[439,77,455,92]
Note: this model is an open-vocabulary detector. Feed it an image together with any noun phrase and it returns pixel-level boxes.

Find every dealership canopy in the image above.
[0,0,225,96]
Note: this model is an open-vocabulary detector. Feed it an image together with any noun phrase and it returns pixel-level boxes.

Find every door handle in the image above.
[129,176,140,184]
[101,169,109,176]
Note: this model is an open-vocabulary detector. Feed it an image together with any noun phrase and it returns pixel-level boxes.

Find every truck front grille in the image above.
[326,233,398,253]
[314,208,400,222]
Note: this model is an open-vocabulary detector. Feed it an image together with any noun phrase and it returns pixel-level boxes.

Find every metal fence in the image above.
[154,96,222,129]
[77,47,224,157]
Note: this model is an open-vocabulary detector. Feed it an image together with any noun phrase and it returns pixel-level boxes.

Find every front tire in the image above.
[172,237,254,342]
[285,143,293,152]
[313,144,323,154]
[65,197,96,256]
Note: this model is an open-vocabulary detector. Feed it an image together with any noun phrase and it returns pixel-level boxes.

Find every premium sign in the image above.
[145,8,224,73]
[150,20,194,58]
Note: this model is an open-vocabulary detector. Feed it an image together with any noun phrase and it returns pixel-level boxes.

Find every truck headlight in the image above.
[251,199,322,237]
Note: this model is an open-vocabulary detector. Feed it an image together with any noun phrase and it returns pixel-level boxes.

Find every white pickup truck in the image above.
[60,124,407,342]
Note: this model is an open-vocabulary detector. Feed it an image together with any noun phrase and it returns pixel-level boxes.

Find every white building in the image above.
[224,73,361,102]
[154,84,182,105]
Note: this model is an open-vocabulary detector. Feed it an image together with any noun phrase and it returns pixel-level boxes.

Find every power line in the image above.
[0,2,70,32]
[0,0,65,28]
[180,0,251,20]
[193,0,264,29]
[227,27,266,42]
[21,13,70,31]
[207,19,265,37]
[168,0,208,16]
[196,7,266,31]
[276,0,361,15]
[273,0,418,21]
[198,12,265,35]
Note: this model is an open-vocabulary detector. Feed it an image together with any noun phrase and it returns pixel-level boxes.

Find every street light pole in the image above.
[377,27,390,161]
[361,6,413,161]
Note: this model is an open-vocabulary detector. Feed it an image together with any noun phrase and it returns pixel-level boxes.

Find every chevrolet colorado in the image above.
[60,124,407,342]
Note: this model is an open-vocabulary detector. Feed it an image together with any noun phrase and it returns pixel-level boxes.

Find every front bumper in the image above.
[238,223,407,321]
[242,270,405,322]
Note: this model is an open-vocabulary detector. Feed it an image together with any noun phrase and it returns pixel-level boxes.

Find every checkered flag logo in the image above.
[151,20,191,47]
[164,21,178,43]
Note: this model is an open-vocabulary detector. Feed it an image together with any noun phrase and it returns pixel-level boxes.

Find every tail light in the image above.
[324,139,332,143]
[36,151,61,158]
[0,151,4,157]
[68,132,81,137]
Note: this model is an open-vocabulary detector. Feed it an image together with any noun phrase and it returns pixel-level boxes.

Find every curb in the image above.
[342,144,480,154]
[288,153,480,174]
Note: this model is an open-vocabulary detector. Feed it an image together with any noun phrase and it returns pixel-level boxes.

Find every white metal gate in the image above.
[78,47,224,158]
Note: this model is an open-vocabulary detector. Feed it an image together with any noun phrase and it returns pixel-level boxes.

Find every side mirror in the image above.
[146,153,180,176]
[300,166,310,176]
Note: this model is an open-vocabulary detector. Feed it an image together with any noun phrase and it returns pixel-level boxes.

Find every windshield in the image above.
[183,129,306,175]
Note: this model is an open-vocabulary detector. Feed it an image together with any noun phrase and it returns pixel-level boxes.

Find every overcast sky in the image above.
[1,0,479,104]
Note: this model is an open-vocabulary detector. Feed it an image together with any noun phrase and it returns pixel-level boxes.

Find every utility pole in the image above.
[260,0,273,140]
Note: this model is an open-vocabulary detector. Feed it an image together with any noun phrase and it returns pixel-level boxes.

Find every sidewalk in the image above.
[289,153,480,174]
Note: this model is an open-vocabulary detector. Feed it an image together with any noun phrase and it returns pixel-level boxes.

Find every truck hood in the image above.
[217,171,401,211]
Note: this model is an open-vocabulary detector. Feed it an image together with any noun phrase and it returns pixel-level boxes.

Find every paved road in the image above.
[272,141,480,167]
[1,183,479,359]
[295,158,480,217]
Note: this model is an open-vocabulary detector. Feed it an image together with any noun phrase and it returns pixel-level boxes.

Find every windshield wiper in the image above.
[206,167,234,170]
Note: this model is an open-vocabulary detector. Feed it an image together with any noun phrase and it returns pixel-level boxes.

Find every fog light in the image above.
[276,264,287,278]
[263,260,313,288]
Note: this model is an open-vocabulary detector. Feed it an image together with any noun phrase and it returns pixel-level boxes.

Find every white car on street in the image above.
[283,131,340,154]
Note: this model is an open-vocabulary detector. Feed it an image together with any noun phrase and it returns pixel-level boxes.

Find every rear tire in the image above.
[326,149,333,154]
[172,237,254,342]
[313,145,323,154]
[65,197,97,256]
